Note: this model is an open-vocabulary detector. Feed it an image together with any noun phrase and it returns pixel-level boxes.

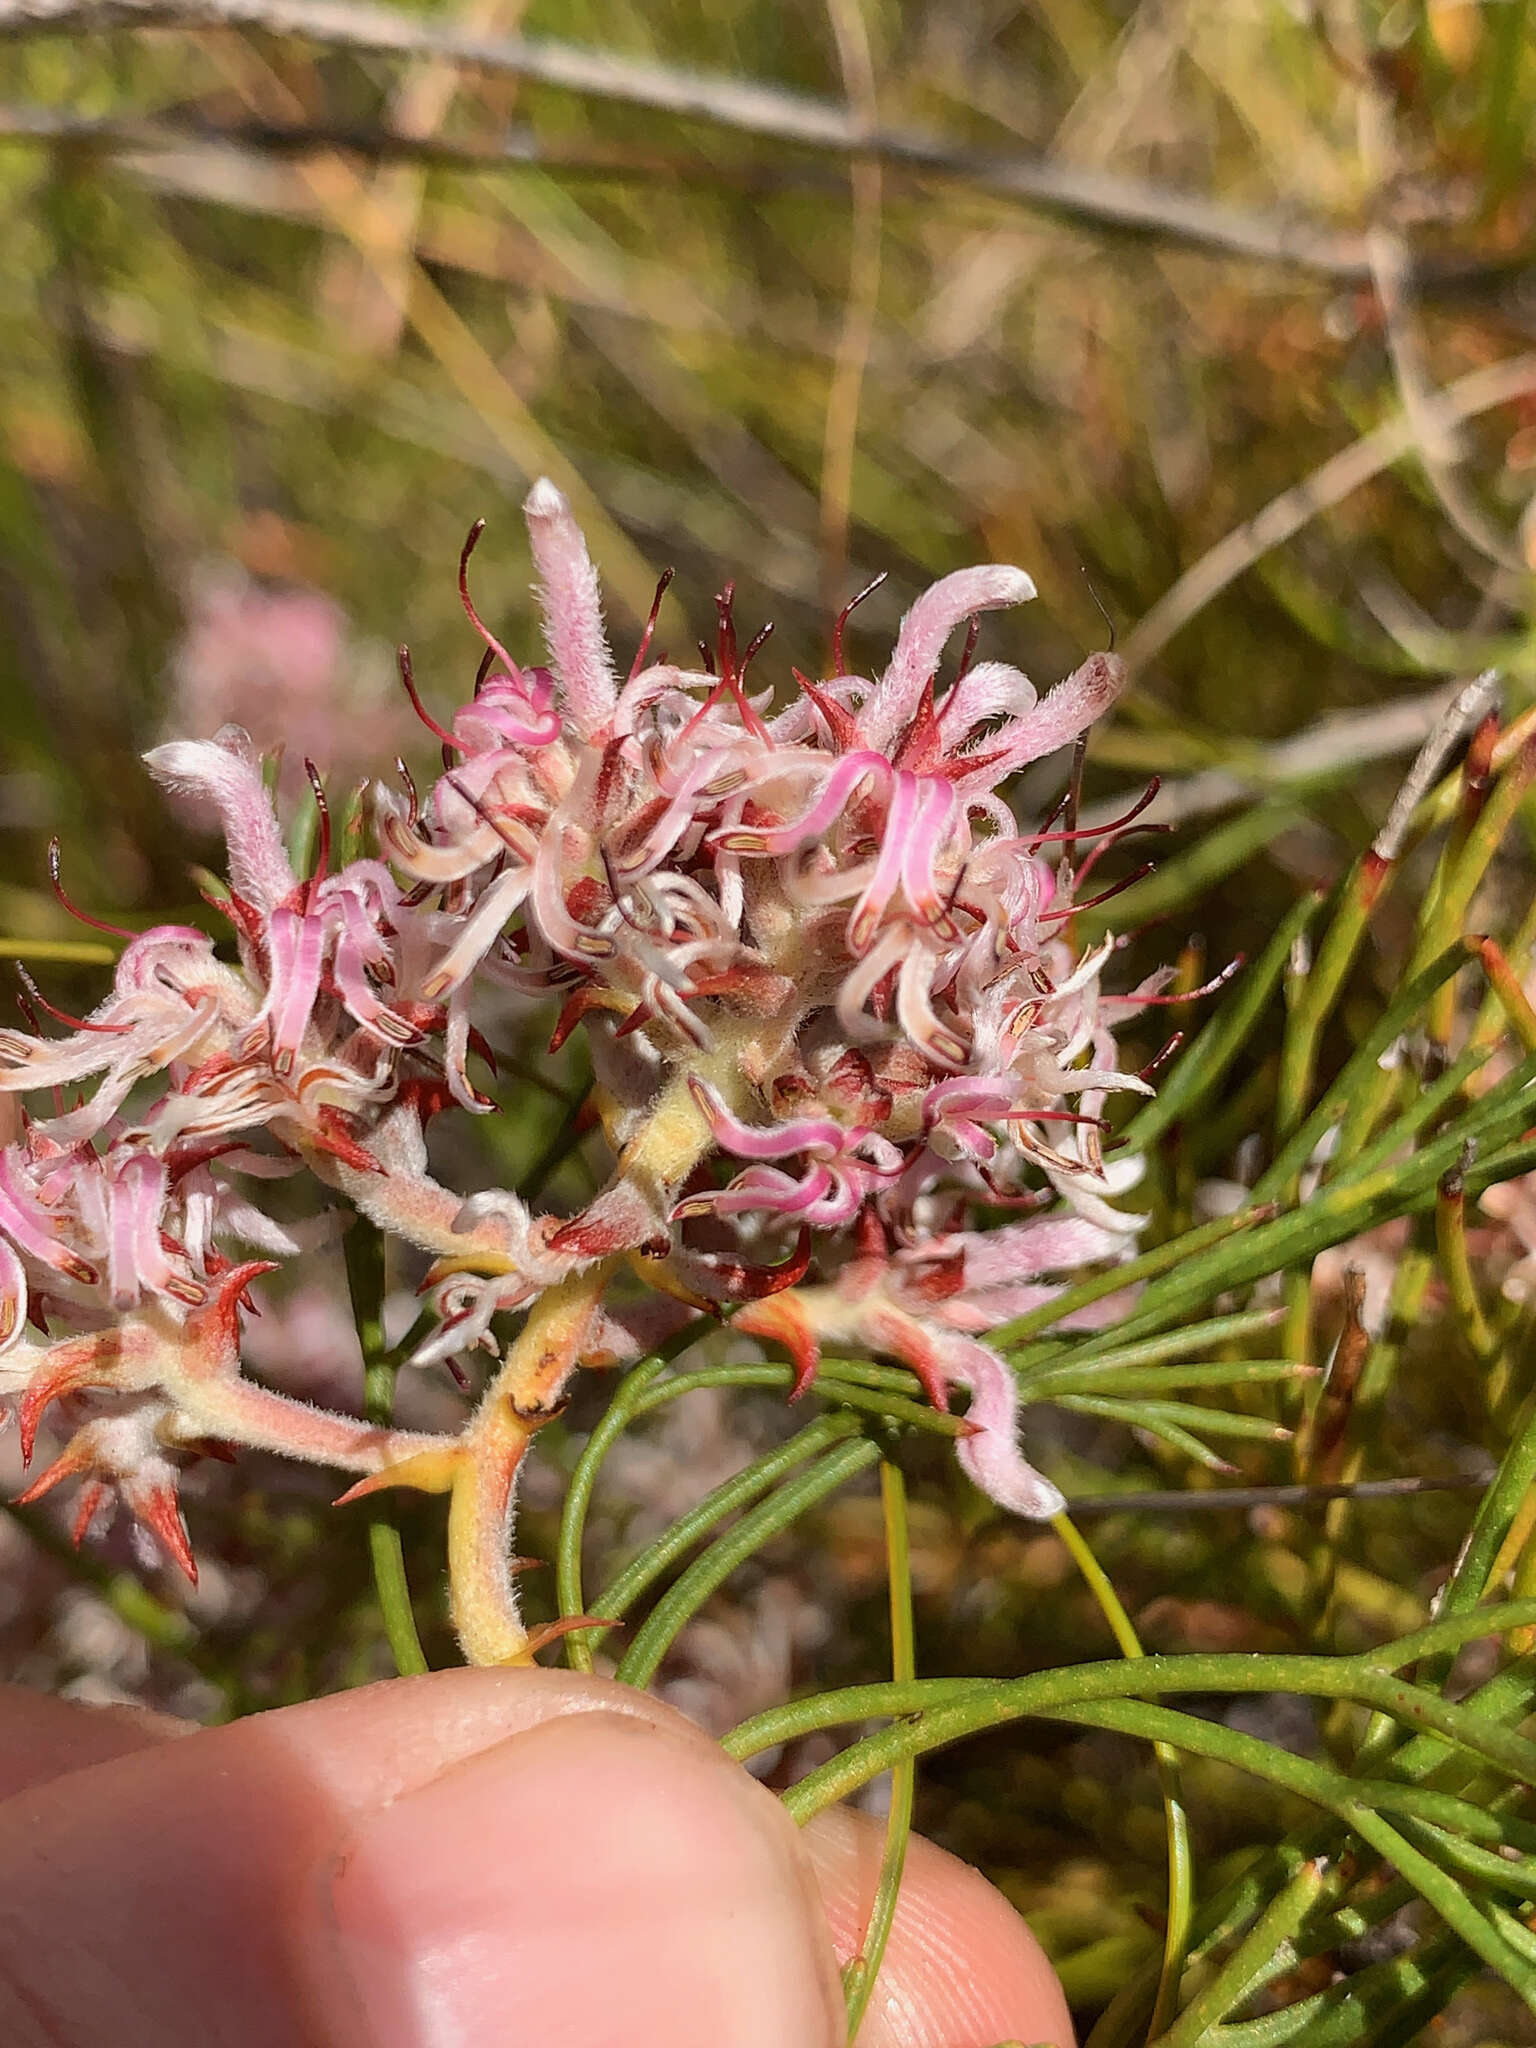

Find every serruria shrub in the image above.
[0,481,1166,1664]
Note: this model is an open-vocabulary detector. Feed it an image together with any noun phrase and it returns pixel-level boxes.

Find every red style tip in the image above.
[398,645,462,752]
[457,522,527,695]
[13,964,128,1037]
[628,565,675,682]
[831,569,887,674]
[46,838,135,940]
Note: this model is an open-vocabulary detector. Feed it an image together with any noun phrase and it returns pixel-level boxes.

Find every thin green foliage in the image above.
[840,1461,917,2042]
[1055,1514,1194,2041]
[588,1410,864,1650]
[613,1438,882,1688]
[345,1220,429,1678]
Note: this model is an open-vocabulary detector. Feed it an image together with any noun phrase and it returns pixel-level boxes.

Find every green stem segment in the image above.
[557,1354,672,1671]
[724,1603,1536,1783]
[1154,1856,1335,2048]
[1053,1513,1194,2041]
[842,1462,917,2043]
[345,1220,429,1678]
[591,1412,865,1655]
[554,1348,960,1672]
[615,1437,882,1689]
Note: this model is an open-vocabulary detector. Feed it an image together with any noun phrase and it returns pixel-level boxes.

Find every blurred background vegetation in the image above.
[2,0,1536,2039]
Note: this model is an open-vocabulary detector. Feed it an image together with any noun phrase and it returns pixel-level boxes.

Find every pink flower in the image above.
[0,478,1161,1659]
[673,1080,902,1229]
[171,561,415,793]
[734,1211,1136,1520]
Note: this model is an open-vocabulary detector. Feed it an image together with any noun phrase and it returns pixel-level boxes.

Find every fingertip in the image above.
[315,1705,847,2048]
[802,1804,1075,2048]
[0,1671,762,2048]
[0,1670,1071,2048]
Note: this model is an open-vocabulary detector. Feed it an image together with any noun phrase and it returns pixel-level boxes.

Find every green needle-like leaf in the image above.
[841,1462,917,2042]
[615,1437,882,1689]
[1126,889,1322,1153]
[591,1411,863,1650]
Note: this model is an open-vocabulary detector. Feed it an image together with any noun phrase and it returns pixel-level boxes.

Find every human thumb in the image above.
[0,1668,841,2047]
[0,1668,1074,2046]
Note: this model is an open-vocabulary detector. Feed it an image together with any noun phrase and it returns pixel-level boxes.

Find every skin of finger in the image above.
[316,1706,846,2048]
[0,1672,1076,2048]
[0,1686,188,1800]
[0,1669,839,2048]
[804,1805,1077,2048]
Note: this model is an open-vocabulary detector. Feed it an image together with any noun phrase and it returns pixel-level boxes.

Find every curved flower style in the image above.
[0,482,1163,1665]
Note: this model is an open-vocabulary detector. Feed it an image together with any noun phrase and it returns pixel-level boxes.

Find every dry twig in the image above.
[1120,353,1536,677]
[0,0,1496,286]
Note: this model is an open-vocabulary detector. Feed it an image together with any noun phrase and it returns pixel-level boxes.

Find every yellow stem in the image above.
[450,1261,617,1665]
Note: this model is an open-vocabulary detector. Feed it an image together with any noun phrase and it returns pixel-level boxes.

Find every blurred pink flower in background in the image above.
[170,562,417,790]
[238,1273,365,1415]
[240,1273,468,1435]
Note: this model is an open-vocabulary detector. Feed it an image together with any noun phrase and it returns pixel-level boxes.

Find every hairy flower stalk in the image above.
[0,482,1163,1663]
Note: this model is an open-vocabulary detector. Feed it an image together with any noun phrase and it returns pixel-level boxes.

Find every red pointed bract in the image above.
[733,1294,822,1402]
[521,1615,617,1662]
[134,1479,198,1584]
[14,1438,93,1507]
[70,1479,110,1548]
[18,1346,110,1462]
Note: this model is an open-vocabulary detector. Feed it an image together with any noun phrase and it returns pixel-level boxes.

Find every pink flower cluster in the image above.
[170,558,416,794]
[0,481,1160,1661]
